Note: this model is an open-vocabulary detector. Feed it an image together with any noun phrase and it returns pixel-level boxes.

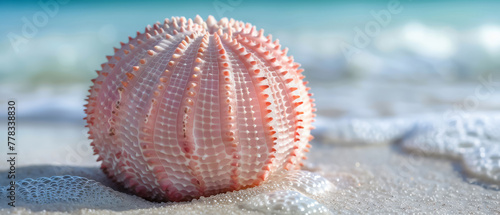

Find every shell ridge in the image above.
[142,33,198,200]
[232,35,294,172]
[222,35,276,184]
[207,33,235,193]
[251,34,302,170]
[134,35,189,201]
[216,35,242,191]
[113,35,173,199]
[236,31,306,170]
[155,34,203,199]
[173,35,208,196]
[231,60,266,185]
[192,34,228,194]
[219,33,273,187]
[263,43,314,167]
[92,34,167,197]
[266,45,313,167]
[140,34,198,201]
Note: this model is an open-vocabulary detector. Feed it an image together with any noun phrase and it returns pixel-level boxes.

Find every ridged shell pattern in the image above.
[84,15,315,202]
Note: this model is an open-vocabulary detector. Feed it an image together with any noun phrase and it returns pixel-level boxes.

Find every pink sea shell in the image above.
[84,15,315,202]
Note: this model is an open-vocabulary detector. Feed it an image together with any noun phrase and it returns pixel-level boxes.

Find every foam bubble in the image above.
[239,190,331,215]
[402,113,500,183]
[463,145,500,182]
[314,113,500,184]
[268,170,335,196]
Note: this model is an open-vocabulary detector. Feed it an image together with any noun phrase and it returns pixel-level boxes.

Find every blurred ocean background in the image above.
[1,0,500,123]
[1,0,500,167]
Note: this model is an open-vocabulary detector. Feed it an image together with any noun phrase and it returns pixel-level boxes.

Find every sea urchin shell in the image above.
[84,15,315,202]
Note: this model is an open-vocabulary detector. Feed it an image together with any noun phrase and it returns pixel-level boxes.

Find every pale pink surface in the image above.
[85,15,315,202]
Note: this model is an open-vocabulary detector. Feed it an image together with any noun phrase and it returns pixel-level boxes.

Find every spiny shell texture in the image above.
[85,15,315,202]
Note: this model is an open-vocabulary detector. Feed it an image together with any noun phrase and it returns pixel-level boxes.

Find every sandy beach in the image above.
[1,122,499,214]
[1,82,500,214]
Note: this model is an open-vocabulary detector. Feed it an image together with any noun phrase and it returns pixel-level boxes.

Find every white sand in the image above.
[1,118,500,214]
